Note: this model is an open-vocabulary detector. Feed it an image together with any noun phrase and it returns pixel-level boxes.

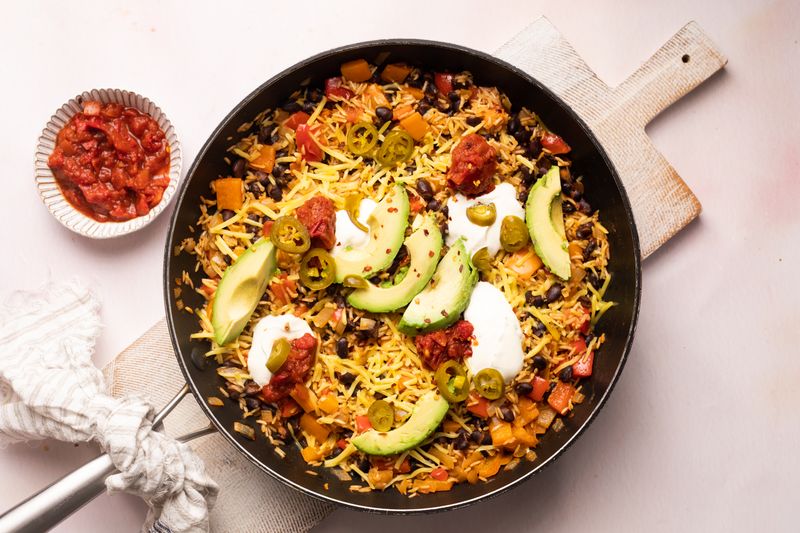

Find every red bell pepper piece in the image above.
[325,77,354,100]
[434,72,454,95]
[430,467,448,481]
[547,381,575,415]
[284,111,310,131]
[336,438,349,450]
[571,339,594,378]
[528,376,549,402]
[397,458,411,473]
[355,415,372,433]
[295,124,323,162]
[466,391,490,418]
[541,132,571,154]
[279,398,301,418]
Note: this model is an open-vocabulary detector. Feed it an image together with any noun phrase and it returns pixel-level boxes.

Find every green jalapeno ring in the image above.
[466,202,497,226]
[342,274,369,289]
[344,193,369,233]
[367,399,395,432]
[500,215,529,253]
[299,248,337,290]
[375,130,414,167]
[434,360,470,403]
[346,122,379,156]
[267,337,291,373]
[474,368,505,400]
[471,247,492,274]
[270,216,311,254]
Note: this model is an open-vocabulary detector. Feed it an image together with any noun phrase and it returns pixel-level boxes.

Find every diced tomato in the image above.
[541,132,571,155]
[572,346,594,378]
[356,415,372,433]
[269,273,296,306]
[325,77,354,100]
[434,73,454,96]
[409,195,425,214]
[279,398,301,418]
[579,308,591,334]
[284,111,310,131]
[547,381,575,415]
[336,439,349,450]
[397,458,411,474]
[295,124,324,162]
[261,220,275,237]
[466,392,490,418]
[528,376,550,402]
[430,467,449,481]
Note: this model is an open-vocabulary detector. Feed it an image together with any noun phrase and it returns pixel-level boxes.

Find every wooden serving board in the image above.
[495,18,727,258]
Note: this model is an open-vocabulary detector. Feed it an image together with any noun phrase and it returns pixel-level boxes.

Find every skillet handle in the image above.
[0,386,214,533]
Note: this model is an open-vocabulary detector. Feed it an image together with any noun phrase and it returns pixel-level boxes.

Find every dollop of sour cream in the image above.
[333,198,377,253]
[464,281,524,382]
[247,314,314,387]
[445,182,525,257]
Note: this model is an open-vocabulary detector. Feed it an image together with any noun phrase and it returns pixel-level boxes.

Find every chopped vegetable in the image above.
[571,342,593,378]
[528,376,549,402]
[375,130,415,167]
[516,397,539,426]
[474,368,505,400]
[215,178,243,211]
[505,248,542,280]
[355,414,372,433]
[547,381,575,415]
[434,360,470,403]
[381,63,412,83]
[413,479,453,493]
[270,216,311,254]
[290,383,317,413]
[266,337,290,373]
[399,111,429,141]
[301,446,324,463]
[295,124,323,162]
[300,413,331,443]
[541,132,571,154]
[285,111,310,130]
[466,391,490,418]
[318,394,338,415]
[477,453,502,478]
[249,144,276,172]
[325,77,354,100]
[299,248,337,290]
[340,59,372,82]
[279,399,301,418]
[368,468,393,489]
[430,466,449,481]
[269,273,296,306]
[367,399,395,432]
[346,122,379,156]
[500,215,529,252]
[342,274,369,289]
[466,203,496,226]
[434,73,454,95]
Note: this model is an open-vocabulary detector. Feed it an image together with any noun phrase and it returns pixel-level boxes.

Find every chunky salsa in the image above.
[47,100,170,222]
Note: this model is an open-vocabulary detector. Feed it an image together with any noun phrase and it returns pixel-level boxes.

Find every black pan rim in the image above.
[163,37,642,514]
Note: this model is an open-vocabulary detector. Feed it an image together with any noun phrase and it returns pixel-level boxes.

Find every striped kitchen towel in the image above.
[0,281,218,533]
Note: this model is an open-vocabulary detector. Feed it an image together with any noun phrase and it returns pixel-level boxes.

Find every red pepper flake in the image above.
[386,248,392,254]
[388,207,398,213]
[428,250,435,257]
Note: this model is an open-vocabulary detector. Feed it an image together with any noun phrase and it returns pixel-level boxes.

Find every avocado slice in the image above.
[351,391,449,456]
[347,215,443,312]
[332,185,409,282]
[526,166,571,280]
[212,239,277,346]
[398,238,478,335]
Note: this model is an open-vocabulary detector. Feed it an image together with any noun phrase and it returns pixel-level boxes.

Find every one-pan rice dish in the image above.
[174,58,615,495]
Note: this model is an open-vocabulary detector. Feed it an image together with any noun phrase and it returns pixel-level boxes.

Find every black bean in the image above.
[559,366,574,382]
[247,181,263,195]
[469,430,484,444]
[481,431,492,445]
[245,397,261,411]
[517,188,529,203]
[507,114,520,134]
[424,81,437,96]
[448,90,460,104]
[302,101,317,114]
[514,128,530,145]
[228,390,240,401]
[358,457,371,472]
[538,158,553,172]
[578,198,592,214]
[576,223,594,240]
[336,338,348,358]
[515,382,533,396]
[532,355,547,370]
[525,291,545,307]
[466,116,482,127]
[340,428,354,439]
[375,106,392,123]
[257,125,271,144]
[578,295,593,308]
[532,321,547,337]
[248,213,262,223]
[441,205,449,219]
[454,435,469,450]
[415,179,434,200]
[270,129,282,144]
[374,391,386,400]
[586,270,603,290]
[528,138,542,158]
[562,201,576,214]
[426,199,441,212]
[232,158,247,178]
[500,406,515,422]
[543,381,556,401]
[524,291,535,306]
[435,99,451,113]
[308,88,322,102]
[439,219,449,238]
[267,184,283,201]
[330,447,342,458]
[221,209,235,221]
[244,380,261,396]
[272,163,287,177]
[583,239,598,261]
[521,167,536,186]
[546,284,564,303]
[282,101,301,113]
[585,333,595,345]
[340,372,356,387]
[407,72,423,88]
[416,100,431,116]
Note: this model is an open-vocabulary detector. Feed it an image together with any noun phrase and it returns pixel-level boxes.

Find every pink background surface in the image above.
[1,0,798,531]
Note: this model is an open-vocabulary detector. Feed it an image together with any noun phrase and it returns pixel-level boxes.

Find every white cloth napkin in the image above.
[0,281,219,533]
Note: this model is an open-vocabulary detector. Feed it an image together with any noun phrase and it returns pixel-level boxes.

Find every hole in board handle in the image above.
[681,54,691,63]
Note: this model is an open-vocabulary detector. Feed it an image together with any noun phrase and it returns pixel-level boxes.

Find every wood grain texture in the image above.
[495,18,727,257]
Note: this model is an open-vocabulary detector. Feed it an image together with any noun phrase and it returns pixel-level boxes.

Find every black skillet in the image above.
[164,39,641,513]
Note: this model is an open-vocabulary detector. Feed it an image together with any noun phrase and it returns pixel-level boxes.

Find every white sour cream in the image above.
[464,281,525,382]
[333,199,377,253]
[247,314,314,387]
[445,182,525,257]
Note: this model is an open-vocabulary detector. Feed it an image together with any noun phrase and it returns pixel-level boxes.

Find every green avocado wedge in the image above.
[397,238,478,335]
[212,239,276,346]
[351,391,449,456]
[332,185,409,283]
[526,166,571,280]
[347,215,443,312]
